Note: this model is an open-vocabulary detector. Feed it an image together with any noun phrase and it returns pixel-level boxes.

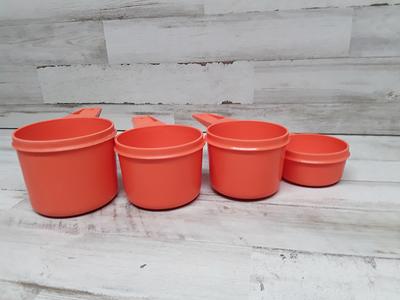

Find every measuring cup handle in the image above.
[192,113,233,127]
[64,107,102,118]
[132,115,165,128]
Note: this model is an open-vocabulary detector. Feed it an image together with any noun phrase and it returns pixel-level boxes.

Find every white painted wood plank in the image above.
[0,235,400,300]
[2,0,398,26]
[0,190,25,210]
[35,288,138,300]
[174,103,400,136]
[0,21,107,65]
[254,57,400,103]
[0,279,132,300]
[205,1,399,15]
[250,248,400,300]
[0,280,41,300]
[0,65,43,104]
[38,62,254,104]
[0,0,203,25]
[334,135,400,161]
[104,8,352,63]
[259,181,400,212]
[0,227,251,299]
[2,189,400,258]
[1,103,399,135]
[1,0,399,26]
[343,160,400,183]
[351,6,400,57]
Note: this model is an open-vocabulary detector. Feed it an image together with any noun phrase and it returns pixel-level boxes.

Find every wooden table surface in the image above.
[1,110,399,299]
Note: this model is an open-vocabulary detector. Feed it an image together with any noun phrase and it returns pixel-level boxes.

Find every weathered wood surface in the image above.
[1,5,400,107]
[249,248,400,300]
[350,6,400,57]
[204,0,400,15]
[104,9,352,64]
[37,62,254,104]
[0,65,43,104]
[1,245,399,300]
[1,103,399,135]
[254,57,400,103]
[32,57,400,105]
[0,0,204,25]
[2,186,400,258]
[0,22,107,65]
[0,227,251,300]
[1,0,396,25]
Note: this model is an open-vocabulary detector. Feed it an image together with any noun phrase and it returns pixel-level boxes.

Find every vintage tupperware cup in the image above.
[12,108,118,217]
[115,116,205,210]
[283,133,350,187]
[192,113,289,199]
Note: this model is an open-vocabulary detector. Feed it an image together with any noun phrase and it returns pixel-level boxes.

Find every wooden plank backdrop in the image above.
[350,6,400,57]
[0,65,42,104]
[37,62,254,104]
[1,0,398,25]
[103,9,353,64]
[0,21,107,65]
[254,57,400,103]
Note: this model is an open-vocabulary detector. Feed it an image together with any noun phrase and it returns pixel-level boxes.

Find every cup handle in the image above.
[64,107,102,118]
[192,113,234,127]
[132,115,165,128]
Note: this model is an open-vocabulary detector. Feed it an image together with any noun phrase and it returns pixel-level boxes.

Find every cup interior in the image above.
[118,125,201,149]
[209,120,287,141]
[14,118,112,141]
[287,134,348,154]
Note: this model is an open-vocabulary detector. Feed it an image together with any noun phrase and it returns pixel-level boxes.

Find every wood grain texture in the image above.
[350,6,400,57]
[0,227,251,300]
[2,0,396,25]
[0,65,43,104]
[0,279,134,300]
[254,57,400,103]
[0,0,203,25]
[250,248,400,300]
[104,8,352,63]
[0,21,107,65]
[2,188,400,258]
[204,0,400,15]
[37,62,254,104]
[1,238,399,300]
[1,103,399,135]
[0,280,41,300]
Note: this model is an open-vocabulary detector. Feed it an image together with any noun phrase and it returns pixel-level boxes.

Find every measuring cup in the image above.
[115,116,204,210]
[12,108,118,217]
[193,113,289,199]
[283,133,350,187]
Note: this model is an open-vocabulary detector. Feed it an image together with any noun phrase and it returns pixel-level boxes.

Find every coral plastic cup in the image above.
[115,116,204,210]
[12,108,118,217]
[283,133,350,187]
[192,113,289,200]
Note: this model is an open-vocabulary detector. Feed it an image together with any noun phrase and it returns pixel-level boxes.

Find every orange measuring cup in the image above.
[12,108,118,217]
[193,113,289,199]
[115,116,205,210]
[283,133,350,187]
